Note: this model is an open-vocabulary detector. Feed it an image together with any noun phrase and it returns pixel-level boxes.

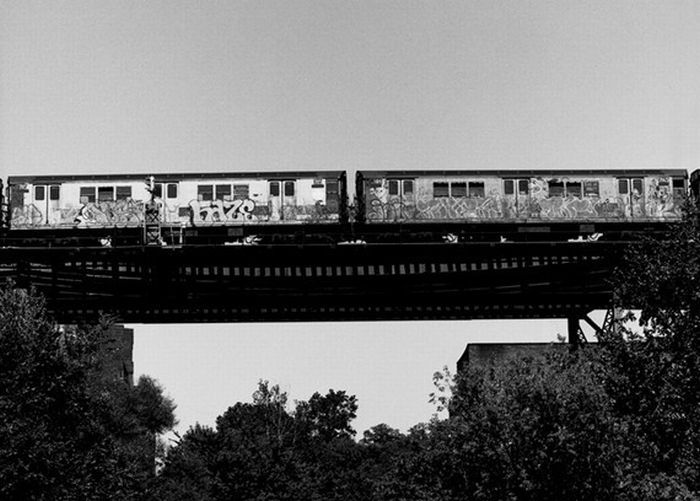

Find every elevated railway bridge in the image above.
[0,219,672,344]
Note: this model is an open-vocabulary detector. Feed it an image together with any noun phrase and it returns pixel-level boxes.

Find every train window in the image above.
[504,180,515,195]
[672,178,685,197]
[49,185,60,201]
[468,182,485,198]
[98,187,114,202]
[548,181,564,197]
[326,180,339,209]
[80,187,96,203]
[566,182,582,198]
[35,186,45,201]
[284,181,295,197]
[388,180,399,196]
[584,181,599,196]
[198,185,214,201]
[632,179,644,195]
[166,183,178,198]
[518,180,529,195]
[215,184,231,200]
[116,186,132,200]
[153,183,163,198]
[618,179,629,195]
[403,180,414,194]
[451,182,467,197]
[233,184,249,200]
[673,178,686,198]
[269,181,280,197]
[326,180,339,195]
[433,182,449,197]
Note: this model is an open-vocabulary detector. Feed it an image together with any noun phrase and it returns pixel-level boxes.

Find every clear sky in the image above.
[1,1,699,436]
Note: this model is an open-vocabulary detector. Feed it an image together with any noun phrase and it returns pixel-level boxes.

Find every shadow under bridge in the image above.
[0,241,621,332]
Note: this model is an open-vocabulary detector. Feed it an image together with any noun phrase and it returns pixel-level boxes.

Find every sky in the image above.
[1,1,699,436]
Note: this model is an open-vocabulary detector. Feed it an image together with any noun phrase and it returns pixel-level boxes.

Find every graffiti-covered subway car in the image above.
[356,169,687,223]
[8,171,348,229]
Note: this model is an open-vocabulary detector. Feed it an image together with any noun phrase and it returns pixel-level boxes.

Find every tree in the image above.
[599,208,700,495]
[442,349,632,500]
[155,382,366,501]
[0,282,176,500]
[152,424,220,501]
[295,389,358,441]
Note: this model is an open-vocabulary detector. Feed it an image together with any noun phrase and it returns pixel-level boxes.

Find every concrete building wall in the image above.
[99,324,134,385]
[457,342,569,373]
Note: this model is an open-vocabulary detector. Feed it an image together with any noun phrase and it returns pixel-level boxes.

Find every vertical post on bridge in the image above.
[567,316,581,347]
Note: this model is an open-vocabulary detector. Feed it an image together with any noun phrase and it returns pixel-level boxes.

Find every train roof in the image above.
[357,168,690,178]
[7,170,346,184]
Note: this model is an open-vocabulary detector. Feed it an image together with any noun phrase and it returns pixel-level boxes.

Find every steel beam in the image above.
[0,241,622,323]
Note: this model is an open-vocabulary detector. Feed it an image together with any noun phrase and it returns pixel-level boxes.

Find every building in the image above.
[457,342,569,372]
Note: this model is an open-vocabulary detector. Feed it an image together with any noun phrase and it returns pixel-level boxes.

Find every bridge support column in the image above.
[567,316,587,347]
[602,307,626,335]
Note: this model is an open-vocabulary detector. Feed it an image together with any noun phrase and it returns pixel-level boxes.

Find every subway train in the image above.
[0,168,692,244]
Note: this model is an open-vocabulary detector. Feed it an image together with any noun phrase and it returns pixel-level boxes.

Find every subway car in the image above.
[356,169,688,224]
[6,171,348,230]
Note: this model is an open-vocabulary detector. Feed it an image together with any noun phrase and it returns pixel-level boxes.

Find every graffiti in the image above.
[189,199,256,224]
[367,197,414,221]
[645,179,678,218]
[252,205,271,218]
[11,204,43,227]
[282,202,338,222]
[365,192,670,222]
[535,196,597,220]
[186,198,336,224]
[367,192,506,221]
[529,178,548,199]
[12,199,146,227]
[414,195,504,220]
[69,199,145,226]
[593,200,623,218]
[527,194,678,221]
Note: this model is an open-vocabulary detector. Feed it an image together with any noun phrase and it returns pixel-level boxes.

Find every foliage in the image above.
[600,208,700,495]
[295,389,358,441]
[154,381,363,500]
[442,350,631,500]
[0,282,176,500]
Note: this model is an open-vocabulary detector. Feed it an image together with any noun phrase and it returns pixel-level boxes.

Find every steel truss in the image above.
[0,241,622,324]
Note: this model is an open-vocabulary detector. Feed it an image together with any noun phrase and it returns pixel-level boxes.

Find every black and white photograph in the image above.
[1,1,699,499]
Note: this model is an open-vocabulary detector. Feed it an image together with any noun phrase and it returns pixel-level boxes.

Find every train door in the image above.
[325,178,339,213]
[504,178,529,218]
[386,178,415,221]
[33,184,60,224]
[400,179,415,219]
[164,183,179,223]
[618,178,644,217]
[268,180,296,221]
[269,181,281,221]
[672,177,686,200]
[282,180,296,220]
